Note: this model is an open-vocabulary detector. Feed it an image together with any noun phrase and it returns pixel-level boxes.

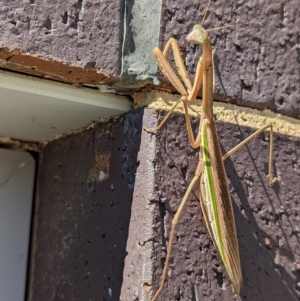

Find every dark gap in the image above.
[214,268,224,287]
[24,151,39,301]
[72,0,83,30]
[235,44,243,53]
[240,79,251,92]
[280,3,285,23]
[77,0,83,11]
[44,17,51,30]
[62,12,68,24]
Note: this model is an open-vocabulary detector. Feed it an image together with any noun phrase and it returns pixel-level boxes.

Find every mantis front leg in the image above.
[145,38,205,133]
[153,38,192,95]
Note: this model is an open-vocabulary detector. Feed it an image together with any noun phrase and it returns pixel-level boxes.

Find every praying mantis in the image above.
[145,1,276,300]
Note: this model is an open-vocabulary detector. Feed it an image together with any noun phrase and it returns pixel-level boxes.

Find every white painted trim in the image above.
[0,71,132,142]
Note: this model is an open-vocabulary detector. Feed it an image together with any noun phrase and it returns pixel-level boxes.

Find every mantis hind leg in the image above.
[222,123,276,184]
[151,162,204,301]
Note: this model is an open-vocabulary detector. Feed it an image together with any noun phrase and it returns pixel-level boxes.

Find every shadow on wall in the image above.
[224,124,300,301]
[148,112,300,301]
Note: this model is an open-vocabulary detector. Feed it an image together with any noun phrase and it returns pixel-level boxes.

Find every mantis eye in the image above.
[198,36,206,43]
[193,24,201,31]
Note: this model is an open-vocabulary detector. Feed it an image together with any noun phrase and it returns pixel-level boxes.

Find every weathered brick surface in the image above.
[0,0,123,85]
[30,108,300,300]
[28,110,143,301]
[146,109,300,300]
[4,1,297,300]
[1,1,299,116]
[155,0,300,117]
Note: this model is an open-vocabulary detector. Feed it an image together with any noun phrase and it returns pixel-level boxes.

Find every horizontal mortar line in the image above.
[133,90,300,138]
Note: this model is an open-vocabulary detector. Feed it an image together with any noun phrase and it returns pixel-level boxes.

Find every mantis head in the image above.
[186,24,208,44]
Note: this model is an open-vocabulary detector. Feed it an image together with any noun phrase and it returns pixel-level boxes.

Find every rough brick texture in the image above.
[1,0,299,116]
[1,1,298,300]
[29,108,300,300]
[157,0,300,117]
[0,0,123,85]
[28,110,142,301]
[145,110,300,301]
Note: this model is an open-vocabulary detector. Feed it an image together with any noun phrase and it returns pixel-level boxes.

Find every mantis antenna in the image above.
[200,0,211,26]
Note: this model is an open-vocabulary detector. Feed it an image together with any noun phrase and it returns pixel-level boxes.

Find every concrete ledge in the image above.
[133,90,300,137]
